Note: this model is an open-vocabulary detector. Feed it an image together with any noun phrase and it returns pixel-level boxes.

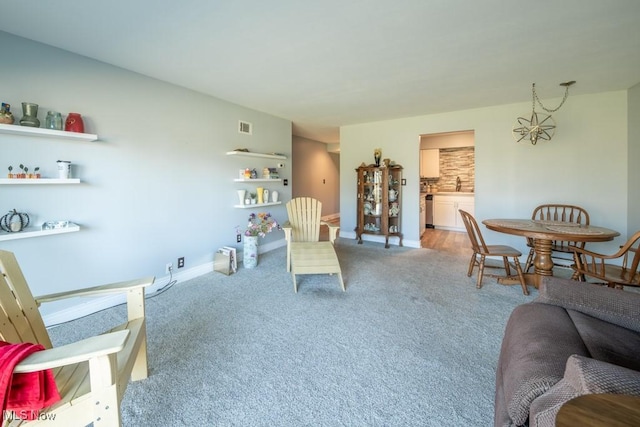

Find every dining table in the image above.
[482,218,620,288]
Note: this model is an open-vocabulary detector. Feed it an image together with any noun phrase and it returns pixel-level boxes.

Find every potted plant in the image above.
[249,192,257,204]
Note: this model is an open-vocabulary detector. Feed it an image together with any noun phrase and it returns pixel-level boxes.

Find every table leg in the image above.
[532,238,554,288]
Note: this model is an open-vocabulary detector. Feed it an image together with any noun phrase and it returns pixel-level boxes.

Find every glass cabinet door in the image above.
[356,164,403,248]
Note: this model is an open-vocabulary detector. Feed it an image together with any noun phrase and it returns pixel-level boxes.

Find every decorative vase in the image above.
[0,112,13,124]
[65,112,84,133]
[374,149,381,167]
[243,236,259,268]
[263,189,269,203]
[256,187,264,204]
[271,190,279,203]
[237,190,246,205]
[20,102,40,127]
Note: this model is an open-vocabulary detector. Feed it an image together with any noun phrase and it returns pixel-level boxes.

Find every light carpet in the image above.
[48,238,536,426]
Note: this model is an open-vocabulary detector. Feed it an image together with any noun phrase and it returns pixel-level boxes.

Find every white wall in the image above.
[341,90,630,253]
[0,32,291,320]
[628,82,640,235]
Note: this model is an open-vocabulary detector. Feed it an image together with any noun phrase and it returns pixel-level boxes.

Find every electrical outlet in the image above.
[284,179,288,186]
[165,263,173,274]
[178,257,185,268]
[237,233,242,243]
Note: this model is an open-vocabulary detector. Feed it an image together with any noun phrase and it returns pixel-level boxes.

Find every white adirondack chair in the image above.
[0,250,154,426]
[282,197,345,292]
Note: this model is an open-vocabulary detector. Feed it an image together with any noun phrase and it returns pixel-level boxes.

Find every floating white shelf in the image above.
[0,123,98,142]
[234,201,282,209]
[233,178,282,183]
[0,178,81,185]
[0,223,80,242]
[226,150,287,160]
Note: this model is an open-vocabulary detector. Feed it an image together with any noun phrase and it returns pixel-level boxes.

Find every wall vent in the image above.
[238,120,252,135]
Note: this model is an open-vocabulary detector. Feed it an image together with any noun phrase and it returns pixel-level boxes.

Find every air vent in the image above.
[238,120,252,135]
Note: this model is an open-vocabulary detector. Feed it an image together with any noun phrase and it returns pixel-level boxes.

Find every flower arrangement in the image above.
[238,212,280,238]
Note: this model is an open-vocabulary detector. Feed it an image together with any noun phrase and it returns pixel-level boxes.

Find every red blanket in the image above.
[0,341,61,420]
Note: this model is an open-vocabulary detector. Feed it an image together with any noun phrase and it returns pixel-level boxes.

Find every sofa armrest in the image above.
[529,354,640,427]
[535,276,640,333]
[563,354,640,394]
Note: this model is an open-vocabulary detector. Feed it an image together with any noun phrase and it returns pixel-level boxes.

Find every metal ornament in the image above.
[513,81,575,145]
[513,111,555,145]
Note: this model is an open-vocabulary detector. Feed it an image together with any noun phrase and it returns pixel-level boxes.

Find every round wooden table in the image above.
[482,219,619,288]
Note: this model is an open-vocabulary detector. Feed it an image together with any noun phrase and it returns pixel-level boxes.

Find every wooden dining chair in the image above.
[571,230,640,289]
[458,210,529,295]
[524,204,590,272]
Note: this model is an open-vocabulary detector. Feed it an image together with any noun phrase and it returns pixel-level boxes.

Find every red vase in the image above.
[65,113,84,133]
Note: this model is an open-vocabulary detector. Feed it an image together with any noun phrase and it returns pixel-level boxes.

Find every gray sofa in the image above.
[495,276,640,427]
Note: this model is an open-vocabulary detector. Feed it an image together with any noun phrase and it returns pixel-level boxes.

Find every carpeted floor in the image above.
[48,239,536,426]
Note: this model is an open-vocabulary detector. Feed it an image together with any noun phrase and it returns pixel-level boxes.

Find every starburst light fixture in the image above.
[512,81,576,145]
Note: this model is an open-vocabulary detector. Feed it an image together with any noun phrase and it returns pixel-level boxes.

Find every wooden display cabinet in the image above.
[355,164,403,248]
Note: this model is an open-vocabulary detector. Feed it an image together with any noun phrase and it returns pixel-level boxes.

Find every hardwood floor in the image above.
[421,228,471,256]
[323,218,471,256]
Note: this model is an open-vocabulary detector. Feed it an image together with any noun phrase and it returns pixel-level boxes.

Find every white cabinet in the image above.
[420,149,439,178]
[433,194,474,230]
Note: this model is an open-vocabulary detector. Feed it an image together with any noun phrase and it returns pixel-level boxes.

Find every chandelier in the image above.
[512,81,575,145]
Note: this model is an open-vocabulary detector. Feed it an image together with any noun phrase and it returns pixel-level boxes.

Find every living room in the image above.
[0,2,639,425]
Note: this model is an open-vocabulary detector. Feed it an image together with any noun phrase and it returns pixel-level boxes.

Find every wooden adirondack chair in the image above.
[0,250,154,427]
[282,197,345,292]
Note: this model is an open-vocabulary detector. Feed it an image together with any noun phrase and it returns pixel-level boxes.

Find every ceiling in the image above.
[1,1,639,143]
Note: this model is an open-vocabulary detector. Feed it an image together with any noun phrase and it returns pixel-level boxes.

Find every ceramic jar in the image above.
[57,160,71,179]
[45,111,63,130]
[65,112,84,133]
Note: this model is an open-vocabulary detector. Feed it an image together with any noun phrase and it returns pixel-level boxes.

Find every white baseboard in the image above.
[43,262,213,327]
[338,231,420,248]
[44,238,288,327]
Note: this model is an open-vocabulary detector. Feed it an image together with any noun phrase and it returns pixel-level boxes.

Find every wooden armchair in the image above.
[282,197,344,292]
[571,231,640,288]
[524,204,590,272]
[0,250,154,426]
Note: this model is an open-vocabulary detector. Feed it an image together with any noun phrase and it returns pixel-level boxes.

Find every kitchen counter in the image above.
[432,192,474,196]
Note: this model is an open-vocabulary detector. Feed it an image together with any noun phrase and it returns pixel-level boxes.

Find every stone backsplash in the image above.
[422,147,475,192]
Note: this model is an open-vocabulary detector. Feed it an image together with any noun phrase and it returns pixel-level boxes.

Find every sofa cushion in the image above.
[567,309,640,371]
[498,303,589,426]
